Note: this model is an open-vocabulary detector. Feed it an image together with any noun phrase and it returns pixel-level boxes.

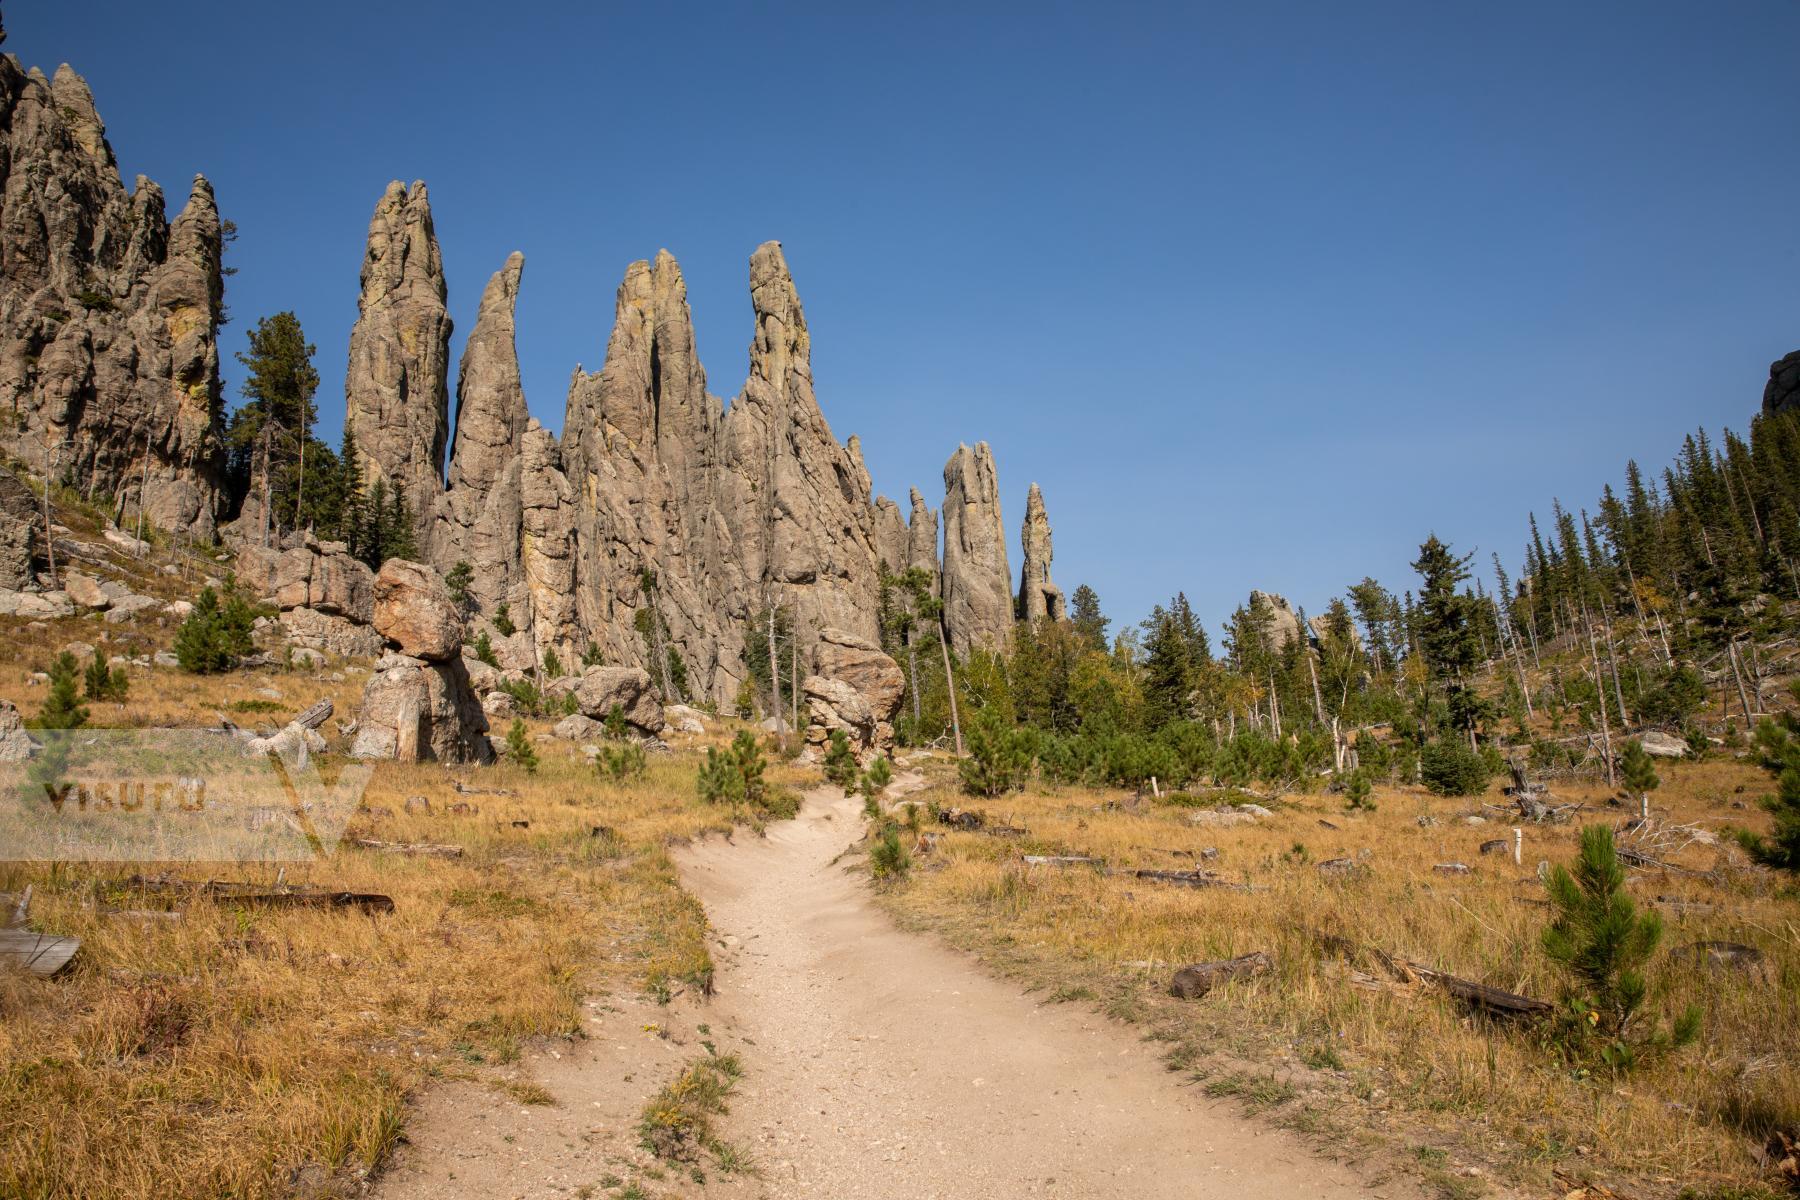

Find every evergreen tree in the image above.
[1068,584,1109,651]
[227,312,331,532]
[32,652,88,730]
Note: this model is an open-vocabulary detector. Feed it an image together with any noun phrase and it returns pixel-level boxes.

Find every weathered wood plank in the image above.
[0,928,79,977]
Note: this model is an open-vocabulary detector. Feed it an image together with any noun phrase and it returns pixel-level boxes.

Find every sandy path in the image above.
[674,784,1411,1199]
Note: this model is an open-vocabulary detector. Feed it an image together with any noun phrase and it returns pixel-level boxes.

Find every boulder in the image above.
[481,691,516,719]
[553,714,605,741]
[802,628,904,763]
[1639,730,1688,759]
[273,543,374,620]
[102,593,160,624]
[0,700,36,761]
[572,666,664,734]
[63,571,109,609]
[462,652,501,695]
[665,703,709,735]
[350,655,490,764]
[0,590,73,618]
[371,559,462,662]
[279,606,385,659]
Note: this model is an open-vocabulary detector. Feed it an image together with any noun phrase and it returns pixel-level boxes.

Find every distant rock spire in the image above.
[1017,482,1065,624]
[941,442,1012,657]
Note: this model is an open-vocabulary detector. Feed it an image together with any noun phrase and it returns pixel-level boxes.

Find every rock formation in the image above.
[0,58,227,537]
[235,533,383,658]
[904,489,940,586]
[352,559,488,762]
[1764,350,1800,416]
[1249,590,1305,651]
[344,181,451,542]
[802,627,904,762]
[571,665,666,736]
[435,253,528,621]
[940,443,1012,657]
[1016,483,1065,623]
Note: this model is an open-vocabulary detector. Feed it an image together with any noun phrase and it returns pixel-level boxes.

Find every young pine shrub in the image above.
[697,731,768,810]
[1618,739,1660,820]
[83,651,127,703]
[858,756,893,818]
[869,824,911,880]
[173,584,258,673]
[34,652,89,731]
[473,631,499,668]
[1737,695,1800,871]
[603,704,630,742]
[958,710,1031,798]
[1342,768,1374,812]
[492,603,517,637]
[597,740,647,782]
[822,729,860,793]
[1419,739,1491,796]
[1541,824,1701,1072]
[505,719,539,775]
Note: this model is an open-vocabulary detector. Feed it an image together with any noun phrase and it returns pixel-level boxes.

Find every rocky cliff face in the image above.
[345,181,451,543]
[0,58,227,537]
[940,442,1013,658]
[1765,351,1800,417]
[1017,482,1064,623]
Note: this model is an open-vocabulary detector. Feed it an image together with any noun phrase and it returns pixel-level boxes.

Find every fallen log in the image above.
[1169,951,1273,999]
[0,928,79,977]
[292,697,333,730]
[1305,927,1549,1019]
[1125,868,1249,892]
[1022,855,1099,868]
[346,838,464,859]
[937,807,985,831]
[125,876,395,914]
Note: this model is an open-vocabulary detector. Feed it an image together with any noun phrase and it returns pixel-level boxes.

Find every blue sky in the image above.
[16,2,1799,637]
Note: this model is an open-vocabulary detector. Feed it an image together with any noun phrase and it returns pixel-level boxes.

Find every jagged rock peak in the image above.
[905,488,940,584]
[1248,589,1305,651]
[345,180,452,532]
[1017,482,1065,624]
[0,55,227,535]
[437,252,528,621]
[940,442,1012,657]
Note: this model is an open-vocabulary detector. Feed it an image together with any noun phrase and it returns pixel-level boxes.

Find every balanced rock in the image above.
[372,559,462,662]
[1764,350,1800,416]
[572,665,665,735]
[0,700,35,762]
[350,654,490,764]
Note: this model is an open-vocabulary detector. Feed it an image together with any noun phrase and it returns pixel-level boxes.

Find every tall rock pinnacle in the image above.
[719,242,881,643]
[437,252,528,620]
[0,59,228,536]
[940,442,1012,657]
[345,180,452,541]
[1017,482,1065,623]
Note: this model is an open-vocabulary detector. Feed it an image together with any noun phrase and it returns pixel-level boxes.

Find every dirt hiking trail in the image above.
[671,782,1409,1199]
[375,783,1418,1199]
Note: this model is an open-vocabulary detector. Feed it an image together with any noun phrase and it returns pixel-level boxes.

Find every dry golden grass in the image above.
[879,756,1799,1199]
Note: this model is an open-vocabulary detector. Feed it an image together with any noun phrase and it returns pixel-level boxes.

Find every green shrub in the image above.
[603,704,629,741]
[82,651,127,703]
[1419,739,1492,796]
[542,648,564,679]
[598,740,646,781]
[174,584,258,673]
[492,603,516,637]
[32,652,88,731]
[1343,768,1374,811]
[1542,825,1701,1071]
[1737,698,1800,871]
[445,560,473,615]
[959,710,1032,797]
[823,729,859,793]
[580,641,605,668]
[858,756,893,817]
[698,731,768,810]
[869,825,911,880]
[473,630,498,668]
[505,719,538,774]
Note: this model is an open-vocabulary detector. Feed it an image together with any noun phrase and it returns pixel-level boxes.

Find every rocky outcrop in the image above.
[802,627,903,762]
[904,489,940,586]
[1764,351,1800,416]
[0,699,35,761]
[435,253,527,621]
[350,652,490,763]
[344,181,451,542]
[0,467,40,589]
[371,558,462,661]
[0,59,227,537]
[1250,590,1305,651]
[940,443,1012,657]
[1016,483,1065,624]
[275,542,374,620]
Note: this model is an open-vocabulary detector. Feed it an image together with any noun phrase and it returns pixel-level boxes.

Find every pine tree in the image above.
[33,652,88,730]
[227,312,323,531]
[505,718,539,774]
[1619,739,1660,818]
[1068,584,1109,651]
[1737,702,1800,871]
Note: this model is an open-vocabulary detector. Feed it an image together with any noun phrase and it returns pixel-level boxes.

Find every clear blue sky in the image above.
[16,2,1799,637]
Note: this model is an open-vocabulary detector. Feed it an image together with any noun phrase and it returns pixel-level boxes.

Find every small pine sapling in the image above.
[1541,825,1701,1071]
[505,718,539,775]
[823,729,859,793]
[1619,739,1660,821]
